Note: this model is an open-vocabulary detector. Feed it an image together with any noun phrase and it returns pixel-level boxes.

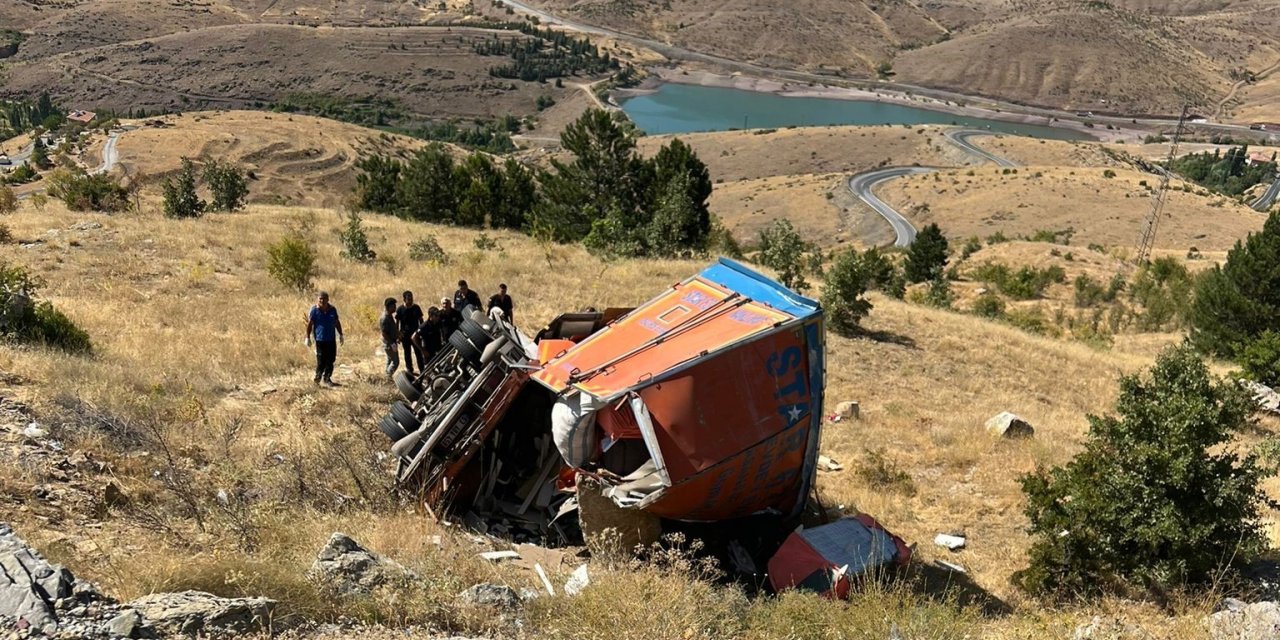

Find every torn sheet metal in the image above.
[767,515,912,599]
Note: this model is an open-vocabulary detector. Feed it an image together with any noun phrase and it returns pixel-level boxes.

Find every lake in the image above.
[618,83,1092,141]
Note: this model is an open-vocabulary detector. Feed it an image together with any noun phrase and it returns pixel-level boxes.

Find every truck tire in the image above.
[394,370,422,402]
[378,414,408,442]
[448,330,482,364]
[391,401,419,430]
[460,317,493,349]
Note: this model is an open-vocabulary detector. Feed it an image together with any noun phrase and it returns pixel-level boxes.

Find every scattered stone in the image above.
[933,533,966,551]
[563,565,590,597]
[0,523,76,634]
[984,412,1034,438]
[129,590,274,637]
[307,533,417,596]
[834,401,860,420]
[102,482,127,509]
[1073,615,1154,639]
[20,424,45,441]
[105,609,140,638]
[1240,380,1280,415]
[1208,600,1280,640]
[457,584,520,610]
[70,222,103,232]
[816,455,843,472]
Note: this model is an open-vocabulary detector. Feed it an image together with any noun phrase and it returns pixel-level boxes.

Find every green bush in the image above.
[1239,331,1280,388]
[0,185,16,214]
[203,159,249,212]
[1131,257,1193,331]
[266,233,317,292]
[757,219,815,292]
[51,170,131,212]
[821,249,872,336]
[162,158,205,219]
[0,262,91,353]
[1190,212,1280,358]
[408,235,450,265]
[972,291,1005,318]
[971,262,1064,300]
[337,212,376,262]
[1016,346,1269,598]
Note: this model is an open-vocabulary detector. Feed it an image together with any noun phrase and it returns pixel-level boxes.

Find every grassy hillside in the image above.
[0,193,1270,637]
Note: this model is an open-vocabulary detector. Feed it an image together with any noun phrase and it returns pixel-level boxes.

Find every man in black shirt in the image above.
[439,297,463,340]
[453,279,482,312]
[488,283,515,324]
[395,290,425,375]
[413,306,444,363]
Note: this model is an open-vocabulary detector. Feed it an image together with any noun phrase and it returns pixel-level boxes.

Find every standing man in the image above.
[439,297,462,339]
[488,283,515,324]
[379,297,399,377]
[304,291,343,386]
[413,306,444,364]
[453,279,482,312]
[396,291,425,376]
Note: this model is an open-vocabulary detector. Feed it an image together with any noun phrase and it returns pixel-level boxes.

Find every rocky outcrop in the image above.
[457,584,520,610]
[129,591,275,637]
[307,533,418,596]
[1209,599,1280,640]
[0,523,152,639]
[984,412,1034,438]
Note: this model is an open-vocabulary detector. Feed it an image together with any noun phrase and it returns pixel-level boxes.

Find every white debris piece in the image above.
[933,533,966,551]
[817,455,844,472]
[564,564,590,596]
[479,550,521,562]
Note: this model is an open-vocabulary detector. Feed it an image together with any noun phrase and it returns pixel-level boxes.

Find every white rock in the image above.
[984,412,1034,438]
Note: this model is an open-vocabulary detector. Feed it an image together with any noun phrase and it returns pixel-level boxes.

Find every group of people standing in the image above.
[378,280,515,377]
[302,281,515,386]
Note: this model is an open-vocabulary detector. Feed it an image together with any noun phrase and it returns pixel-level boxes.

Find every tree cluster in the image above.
[473,26,619,82]
[1,93,63,137]
[162,157,250,218]
[46,168,132,213]
[354,110,715,259]
[354,144,537,230]
[1167,145,1277,197]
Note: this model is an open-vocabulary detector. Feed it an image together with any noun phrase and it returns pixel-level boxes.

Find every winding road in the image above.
[1253,175,1280,212]
[13,128,129,200]
[847,129,1019,246]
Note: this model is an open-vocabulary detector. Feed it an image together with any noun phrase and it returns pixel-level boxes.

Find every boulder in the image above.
[307,533,417,596]
[835,401,860,420]
[105,608,141,638]
[984,412,1034,438]
[1208,600,1280,640]
[457,583,520,609]
[129,590,274,636]
[0,523,76,634]
[1240,380,1280,414]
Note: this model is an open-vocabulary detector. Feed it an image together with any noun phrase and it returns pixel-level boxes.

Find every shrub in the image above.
[1102,169,1116,179]
[756,219,815,292]
[959,236,982,259]
[51,170,131,212]
[0,262,91,353]
[860,247,905,298]
[162,158,205,219]
[0,224,10,244]
[972,291,1005,318]
[904,223,949,283]
[1131,257,1193,331]
[0,185,16,214]
[913,277,952,309]
[337,211,376,262]
[1016,346,1269,598]
[473,232,502,252]
[1239,331,1280,388]
[203,159,249,212]
[855,450,916,496]
[408,235,449,265]
[266,233,317,292]
[821,249,872,336]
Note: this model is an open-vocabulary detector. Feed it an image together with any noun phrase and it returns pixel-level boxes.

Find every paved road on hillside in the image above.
[15,129,128,200]
[847,128,1018,247]
[1253,174,1280,212]
[944,129,1019,168]
[847,167,937,247]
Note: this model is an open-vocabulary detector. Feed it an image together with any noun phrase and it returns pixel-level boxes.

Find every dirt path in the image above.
[1215,56,1280,120]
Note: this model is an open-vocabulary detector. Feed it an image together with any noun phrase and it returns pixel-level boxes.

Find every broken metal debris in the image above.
[767,516,912,599]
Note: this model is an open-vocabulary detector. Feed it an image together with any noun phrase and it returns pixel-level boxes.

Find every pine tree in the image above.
[397,144,460,223]
[162,158,205,219]
[904,223,949,283]
[1189,212,1280,357]
[649,138,712,252]
[354,154,402,213]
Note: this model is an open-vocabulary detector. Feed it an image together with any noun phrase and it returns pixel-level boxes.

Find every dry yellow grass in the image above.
[111,111,431,208]
[0,195,1269,637]
[878,165,1265,251]
[709,173,849,248]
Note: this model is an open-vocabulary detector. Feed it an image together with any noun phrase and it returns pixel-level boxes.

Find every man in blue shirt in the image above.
[304,291,344,386]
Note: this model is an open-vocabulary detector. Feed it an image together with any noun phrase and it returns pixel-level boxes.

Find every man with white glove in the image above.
[304,291,344,386]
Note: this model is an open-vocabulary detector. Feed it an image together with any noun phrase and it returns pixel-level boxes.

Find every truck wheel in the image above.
[391,401,419,431]
[460,317,493,349]
[394,370,422,402]
[448,330,482,364]
[378,415,408,442]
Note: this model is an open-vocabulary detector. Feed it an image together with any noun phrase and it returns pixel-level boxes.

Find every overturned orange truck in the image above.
[377,258,826,540]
